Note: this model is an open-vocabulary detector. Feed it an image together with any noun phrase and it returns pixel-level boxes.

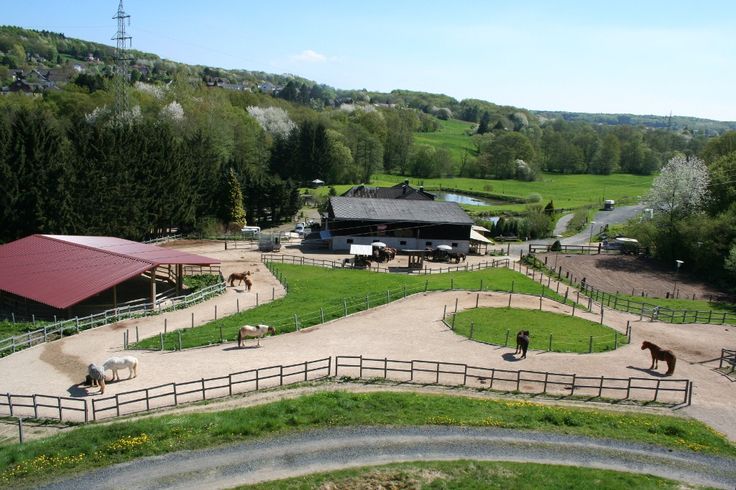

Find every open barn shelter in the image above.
[0,235,220,319]
[324,197,473,253]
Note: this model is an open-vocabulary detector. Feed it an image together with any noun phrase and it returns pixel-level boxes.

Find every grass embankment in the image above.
[413,118,476,163]
[1,391,733,487]
[451,308,628,353]
[134,264,569,351]
[241,460,702,490]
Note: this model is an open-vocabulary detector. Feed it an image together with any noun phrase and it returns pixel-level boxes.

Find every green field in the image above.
[414,118,476,163]
[1,391,733,487]
[241,460,701,490]
[134,264,567,350]
[372,172,653,213]
[451,308,628,353]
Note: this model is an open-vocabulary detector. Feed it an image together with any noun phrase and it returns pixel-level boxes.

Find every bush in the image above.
[526,193,542,203]
[551,240,562,251]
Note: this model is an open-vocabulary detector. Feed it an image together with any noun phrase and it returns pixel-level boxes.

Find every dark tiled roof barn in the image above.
[0,235,219,309]
[328,197,473,224]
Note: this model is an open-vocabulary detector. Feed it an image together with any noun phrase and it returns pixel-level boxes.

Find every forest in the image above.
[1,26,735,287]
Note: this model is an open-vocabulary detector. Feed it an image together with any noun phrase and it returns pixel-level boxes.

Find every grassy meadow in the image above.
[134,264,567,350]
[414,118,476,163]
[451,308,628,353]
[1,391,733,487]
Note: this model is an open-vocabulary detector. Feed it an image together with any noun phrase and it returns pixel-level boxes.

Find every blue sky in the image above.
[4,1,734,121]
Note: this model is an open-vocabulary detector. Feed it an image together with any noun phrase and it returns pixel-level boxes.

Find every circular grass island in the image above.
[450,307,628,353]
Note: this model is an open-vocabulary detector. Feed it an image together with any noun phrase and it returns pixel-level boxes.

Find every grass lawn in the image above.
[0,321,47,339]
[240,460,701,490]
[372,172,653,213]
[414,118,476,163]
[1,391,733,487]
[451,308,628,353]
[133,264,568,351]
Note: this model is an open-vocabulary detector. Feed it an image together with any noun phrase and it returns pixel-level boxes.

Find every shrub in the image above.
[526,193,542,203]
[551,240,562,252]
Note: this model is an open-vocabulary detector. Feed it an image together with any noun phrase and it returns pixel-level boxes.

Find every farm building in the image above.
[0,234,219,319]
[323,197,473,252]
[341,180,435,200]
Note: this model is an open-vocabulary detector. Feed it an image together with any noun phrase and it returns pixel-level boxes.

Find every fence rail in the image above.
[0,280,226,358]
[261,253,510,275]
[0,354,692,425]
[719,349,736,372]
[579,283,736,325]
[335,355,692,406]
[142,234,182,245]
[529,243,604,254]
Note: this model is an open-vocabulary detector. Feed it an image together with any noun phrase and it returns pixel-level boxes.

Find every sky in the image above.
[3,0,735,121]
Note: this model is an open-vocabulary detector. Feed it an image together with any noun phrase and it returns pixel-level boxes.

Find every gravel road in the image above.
[40,426,736,489]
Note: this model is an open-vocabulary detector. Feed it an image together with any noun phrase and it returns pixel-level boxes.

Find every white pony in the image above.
[103,356,139,381]
[238,324,276,348]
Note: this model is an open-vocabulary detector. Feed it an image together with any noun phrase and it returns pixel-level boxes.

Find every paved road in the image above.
[40,426,736,490]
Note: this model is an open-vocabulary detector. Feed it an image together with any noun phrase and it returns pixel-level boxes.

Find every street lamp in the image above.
[588,221,597,244]
[673,260,684,298]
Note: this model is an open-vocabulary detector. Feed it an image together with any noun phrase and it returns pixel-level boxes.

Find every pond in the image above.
[434,191,504,206]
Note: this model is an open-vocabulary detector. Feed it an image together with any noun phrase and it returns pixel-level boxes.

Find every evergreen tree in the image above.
[224,167,246,228]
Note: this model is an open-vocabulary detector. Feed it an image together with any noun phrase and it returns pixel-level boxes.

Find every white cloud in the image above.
[291,49,327,63]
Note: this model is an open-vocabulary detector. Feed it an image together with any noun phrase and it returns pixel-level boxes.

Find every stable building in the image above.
[324,197,473,253]
[0,234,219,319]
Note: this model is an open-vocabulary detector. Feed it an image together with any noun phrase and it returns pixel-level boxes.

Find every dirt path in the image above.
[39,426,736,490]
[1,242,735,443]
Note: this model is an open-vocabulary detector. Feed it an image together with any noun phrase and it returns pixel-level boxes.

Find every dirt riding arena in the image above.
[0,241,735,445]
[537,253,726,301]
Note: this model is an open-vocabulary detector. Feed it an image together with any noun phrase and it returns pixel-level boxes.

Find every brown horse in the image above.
[238,324,276,347]
[228,271,251,287]
[641,341,676,375]
[515,330,530,358]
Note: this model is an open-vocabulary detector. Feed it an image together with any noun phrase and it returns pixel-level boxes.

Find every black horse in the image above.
[515,330,530,359]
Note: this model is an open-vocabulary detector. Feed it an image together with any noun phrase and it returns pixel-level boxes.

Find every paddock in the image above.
[0,240,734,443]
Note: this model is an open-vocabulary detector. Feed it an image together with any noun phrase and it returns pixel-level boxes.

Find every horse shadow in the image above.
[67,383,94,398]
[502,353,523,362]
[223,345,261,351]
[626,365,671,377]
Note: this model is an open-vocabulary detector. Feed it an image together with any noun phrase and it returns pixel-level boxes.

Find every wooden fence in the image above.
[261,253,510,275]
[335,355,692,406]
[0,280,226,358]
[529,243,604,254]
[579,283,736,325]
[0,393,88,422]
[719,349,736,373]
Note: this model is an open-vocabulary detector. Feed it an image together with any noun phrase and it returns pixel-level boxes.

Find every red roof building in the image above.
[0,235,219,311]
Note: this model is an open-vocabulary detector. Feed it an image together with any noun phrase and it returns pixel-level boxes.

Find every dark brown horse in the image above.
[515,330,530,358]
[228,271,251,287]
[641,341,676,375]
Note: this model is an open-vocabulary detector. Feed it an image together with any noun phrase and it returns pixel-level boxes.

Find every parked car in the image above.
[294,223,305,236]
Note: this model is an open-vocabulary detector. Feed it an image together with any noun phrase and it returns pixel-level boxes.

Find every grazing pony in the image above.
[641,341,676,375]
[238,324,276,347]
[103,356,139,381]
[449,252,466,263]
[515,330,530,359]
[87,363,106,394]
[228,271,251,287]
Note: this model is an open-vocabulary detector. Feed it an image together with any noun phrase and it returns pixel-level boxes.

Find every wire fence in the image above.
[334,355,692,406]
[0,354,692,426]
[0,280,226,358]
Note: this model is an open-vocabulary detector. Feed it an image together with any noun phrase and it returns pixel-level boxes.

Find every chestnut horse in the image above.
[641,341,676,375]
[238,324,276,347]
[228,271,251,288]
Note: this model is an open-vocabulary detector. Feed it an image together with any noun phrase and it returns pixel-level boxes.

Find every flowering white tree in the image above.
[161,101,185,121]
[246,106,295,137]
[645,155,710,220]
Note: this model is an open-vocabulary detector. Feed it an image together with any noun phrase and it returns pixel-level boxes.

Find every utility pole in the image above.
[111,0,132,116]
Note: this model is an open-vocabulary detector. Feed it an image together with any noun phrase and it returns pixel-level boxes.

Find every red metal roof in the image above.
[0,235,220,309]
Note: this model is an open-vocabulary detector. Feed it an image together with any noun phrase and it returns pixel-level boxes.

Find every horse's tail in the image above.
[667,354,677,375]
[237,328,242,347]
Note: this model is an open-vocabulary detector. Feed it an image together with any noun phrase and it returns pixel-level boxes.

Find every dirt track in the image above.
[0,241,735,443]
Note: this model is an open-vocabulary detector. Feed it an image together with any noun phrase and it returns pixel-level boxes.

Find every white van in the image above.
[241,226,261,237]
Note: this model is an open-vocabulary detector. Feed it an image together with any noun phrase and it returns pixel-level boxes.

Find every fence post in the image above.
[294,314,299,331]
[508,292,512,308]
[215,305,217,320]
[164,318,167,333]
[476,293,480,308]
[272,287,275,301]
[505,329,510,346]
[588,336,593,353]
[201,378,206,400]
[454,298,459,314]
[191,312,194,329]
[614,332,618,350]
[600,306,604,324]
[570,374,576,396]
[75,317,80,334]
[320,307,325,323]
[256,292,259,306]
[178,330,182,351]
[135,326,139,343]
[451,314,456,330]
[343,299,348,317]
[403,285,406,298]
[425,279,428,292]
[451,278,454,290]
[160,332,164,351]
[443,305,447,320]
[470,321,474,339]
[548,334,552,351]
[572,301,576,317]
[386,290,390,303]
[236,298,240,313]
[511,280,515,293]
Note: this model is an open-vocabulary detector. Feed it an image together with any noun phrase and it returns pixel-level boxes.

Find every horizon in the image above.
[2,0,735,122]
